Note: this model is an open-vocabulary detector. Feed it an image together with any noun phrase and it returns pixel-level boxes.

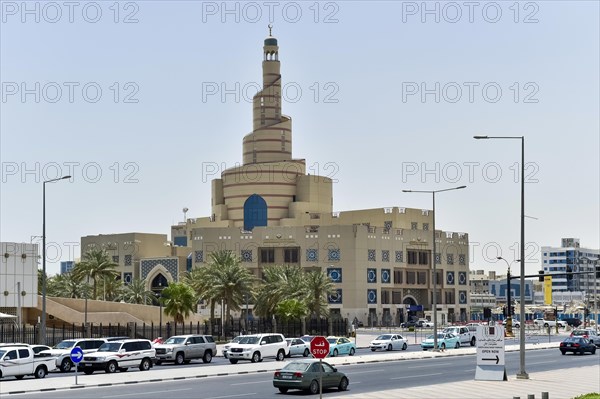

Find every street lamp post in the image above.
[497,257,519,336]
[403,185,466,351]
[474,135,528,379]
[581,256,599,328]
[41,175,71,345]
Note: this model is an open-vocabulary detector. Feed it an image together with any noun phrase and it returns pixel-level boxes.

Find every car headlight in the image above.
[95,357,105,361]
[166,348,173,353]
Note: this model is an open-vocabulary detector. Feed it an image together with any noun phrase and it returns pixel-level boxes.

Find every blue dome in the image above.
[264,37,278,46]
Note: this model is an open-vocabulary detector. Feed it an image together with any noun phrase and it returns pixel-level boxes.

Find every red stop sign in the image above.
[310,336,330,359]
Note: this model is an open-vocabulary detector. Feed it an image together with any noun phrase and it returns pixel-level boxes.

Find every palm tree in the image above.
[304,270,335,319]
[184,266,220,329]
[255,264,306,317]
[47,273,90,299]
[276,298,308,322]
[120,278,155,305]
[100,276,124,301]
[160,282,197,324]
[72,249,120,300]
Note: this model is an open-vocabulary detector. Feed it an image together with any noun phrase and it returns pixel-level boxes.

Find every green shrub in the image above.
[572,393,600,399]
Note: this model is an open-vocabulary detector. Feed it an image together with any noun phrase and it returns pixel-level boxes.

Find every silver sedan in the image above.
[369,334,408,351]
[285,338,311,357]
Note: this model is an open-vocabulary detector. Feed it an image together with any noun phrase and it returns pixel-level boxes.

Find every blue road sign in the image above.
[70,347,84,364]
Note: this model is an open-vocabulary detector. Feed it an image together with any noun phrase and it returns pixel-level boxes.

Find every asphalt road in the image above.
[8,348,596,398]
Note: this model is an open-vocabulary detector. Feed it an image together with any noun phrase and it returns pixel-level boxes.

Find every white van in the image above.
[227,334,288,364]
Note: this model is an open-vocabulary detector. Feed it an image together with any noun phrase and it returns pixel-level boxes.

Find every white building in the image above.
[0,242,39,312]
[541,238,599,295]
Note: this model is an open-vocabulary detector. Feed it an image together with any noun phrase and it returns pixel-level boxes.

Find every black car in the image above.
[562,318,583,328]
[401,320,420,328]
[559,337,597,355]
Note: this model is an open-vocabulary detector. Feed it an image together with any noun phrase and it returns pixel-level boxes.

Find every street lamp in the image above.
[497,257,519,336]
[580,256,599,328]
[41,175,71,345]
[403,185,467,351]
[474,134,528,379]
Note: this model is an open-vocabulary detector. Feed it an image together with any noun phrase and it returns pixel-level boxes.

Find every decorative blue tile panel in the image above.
[384,221,392,231]
[241,249,253,262]
[381,250,390,262]
[140,258,178,281]
[367,268,377,283]
[395,251,403,263]
[381,269,391,283]
[306,248,319,262]
[112,255,119,263]
[195,250,204,263]
[459,290,468,304]
[328,289,342,304]
[458,272,467,285]
[459,254,466,265]
[367,289,377,304]
[446,271,455,285]
[124,255,132,266]
[327,268,342,283]
[368,249,376,262]
[435,253,441,265]
[328,248,340,262]
[123,272,132,285]
[447,254,454,265]
[423,223,429,231]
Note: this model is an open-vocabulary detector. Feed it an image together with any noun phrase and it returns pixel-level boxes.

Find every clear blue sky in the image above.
[1,1,598,276]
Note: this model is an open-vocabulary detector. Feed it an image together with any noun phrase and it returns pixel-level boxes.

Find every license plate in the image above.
[282,375,292,379]
[83,363,91,367]
[567,344,572,347]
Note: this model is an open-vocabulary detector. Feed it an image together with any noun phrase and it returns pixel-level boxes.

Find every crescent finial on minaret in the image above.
[268,23,273,36]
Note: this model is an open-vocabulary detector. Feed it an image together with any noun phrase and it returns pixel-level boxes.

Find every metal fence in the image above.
[0,317,349,345]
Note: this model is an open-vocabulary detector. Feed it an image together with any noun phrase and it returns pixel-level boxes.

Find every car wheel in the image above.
[387,344,393,351]
[34,366,47,379]
[175,352,185,365]
[119,368,128,372]
[203,351,213,363]
[106,361,118,373]
[350,348,355,356]
[579,349,585,356]
[303,348,310,357]
[276,350,285,361]
[83,369,94,375]
[338,377,349,391]
[139,358,151,371]
[591,348,596,354]
[60,358,73,372]
[440,343,446,350]
[455,342,460,349]
[561,350,566,355]
[470,337,476,346]
[309,380,320,394]
[251,351,261,363]
[333,349,338,357]
[229,359,238,364]
[402,343,407,351]
[278,388,288,393]
[15,375,24,380]
[370,348,376,352]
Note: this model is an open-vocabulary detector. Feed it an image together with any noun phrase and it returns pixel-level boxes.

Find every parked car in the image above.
[273,359,349,394]
[502,319,521,328]
[80,339,155,374]
[38,338,107,372]
[300,335,315,343]
[421,333,460,350]
[559,337,597,355]
[534,318,567,328]
[369,334,408,351]
[154,334,216,365]
[442,326,476,346]
[562,318,583,328]
[29,345,51,355]
[222,336,242,359]
[327,336,356,357]
[285,338,310,357]
[417,319,434,328]
[0,345,57,380]
[227,334,288,364]
[570,329,600,347]
[400,320,420,328]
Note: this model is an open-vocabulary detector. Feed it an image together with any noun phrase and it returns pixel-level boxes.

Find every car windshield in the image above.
[0,350,6,357]
[97,342,122,352]
[164,337,186,345]
[239,336,259,345]
[327,338,338,344]
[572,331,591,336]
[231,336,242,343]
[376,335,393,340]
[54,340,77,349]
[282,362,311,372]
[427,334,446,339]
[300,336,314,342]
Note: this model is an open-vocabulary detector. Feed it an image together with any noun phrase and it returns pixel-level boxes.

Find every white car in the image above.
[369,334,408,351]
[227,334,288,364]
[534,318,567,328]
[38,338,107,372]
[285,338,310,357]
[80,339,155,374]
[502,319,521,328]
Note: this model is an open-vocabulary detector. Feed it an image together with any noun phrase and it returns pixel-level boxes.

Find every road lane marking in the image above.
[349,369,384,374]
[102,388,192,398]
[528,361,553,365]
[391,373,442,380]
[410,363,451,368]
[230,380,271,386]
[206,394,257,399]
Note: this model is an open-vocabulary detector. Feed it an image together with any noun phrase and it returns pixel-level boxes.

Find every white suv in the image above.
[38,338,107,372]
[80,339,155,374]
[227,334,288,364]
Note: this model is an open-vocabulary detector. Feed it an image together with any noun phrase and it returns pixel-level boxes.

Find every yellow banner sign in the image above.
[544,275,553,305]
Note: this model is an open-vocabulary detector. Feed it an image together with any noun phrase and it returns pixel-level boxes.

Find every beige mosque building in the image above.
[82,32,471,326]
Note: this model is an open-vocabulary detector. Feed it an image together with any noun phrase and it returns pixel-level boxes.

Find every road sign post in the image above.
[475,325,507,381]
[70,347,84,385]
[310,336,330,399]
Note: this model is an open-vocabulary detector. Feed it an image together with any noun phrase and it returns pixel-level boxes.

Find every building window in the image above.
[411,222,418,230]
[395,250,403,263]
[328,248,341,262]
[368,249,376,262]
[408,251,417,265]
[306,248,318,262]
[417,271,427,285]
[459,254,466,265]
[261,248,275,263]
[394,270,403,284]
[123,272,132,285]
[382,250,390,262]
[423,223,429,231]
[447,254,454,265]
[381,290,390,304]
[241,250,252,262]
[124,255,132,266]
[381,269,391,283]
[418,251,429,265]
[367,268,377,283]
[194,251,203,263]
[406,271,416,285]
[408,250,429,265]
[284,248,299,263]
[327,268,342,283]
[445,290,455,304]
[112,255,119,263]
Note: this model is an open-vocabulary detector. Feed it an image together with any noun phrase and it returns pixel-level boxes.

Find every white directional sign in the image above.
[475,324,507,381]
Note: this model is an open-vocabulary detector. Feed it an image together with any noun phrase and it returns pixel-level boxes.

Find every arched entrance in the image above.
[243,194,267,231]
[151,273,168,294]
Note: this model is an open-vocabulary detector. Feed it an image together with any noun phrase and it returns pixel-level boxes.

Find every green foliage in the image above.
[161,282,197,323]
[276,298,308,321]
[46,272,90,298]
[120,278,155,305]
[572,394,600,399]
[72,249,119,300]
